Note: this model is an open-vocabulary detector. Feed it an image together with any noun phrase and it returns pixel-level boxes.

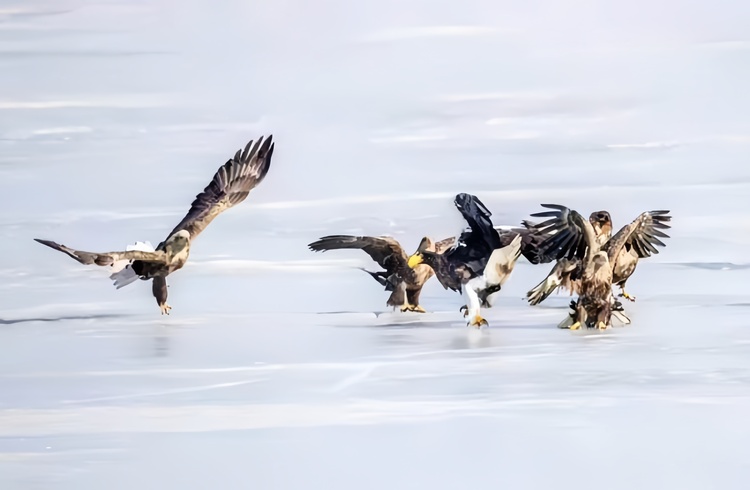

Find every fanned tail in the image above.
[109,241,154,289]
[526,259,579,306]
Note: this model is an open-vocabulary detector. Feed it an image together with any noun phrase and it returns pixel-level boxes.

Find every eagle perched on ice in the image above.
[307,234,456,313]
[406,193,534,328]
[34,135,275,315]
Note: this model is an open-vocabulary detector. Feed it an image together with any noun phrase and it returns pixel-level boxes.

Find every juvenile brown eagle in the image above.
[406,193,537,328]
[307,235,455,313]
[34,135,275,315]
[530,204,671,329]
[526,210,613,305]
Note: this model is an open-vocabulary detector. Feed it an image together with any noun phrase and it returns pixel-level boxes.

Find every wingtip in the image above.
[540,203,566,210]
[34,238,62,251]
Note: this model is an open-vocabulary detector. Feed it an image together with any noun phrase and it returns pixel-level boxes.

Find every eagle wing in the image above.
[530,204,599,263]
[603,210,671,263]
[448,193,501,275]
[165,135,274,241]
[34,239,167,267]
[433,236,457,253]
[307,235,408,273]
[499,225,558,264]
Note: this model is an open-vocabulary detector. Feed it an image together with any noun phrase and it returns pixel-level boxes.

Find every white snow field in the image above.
[1,1,749,489]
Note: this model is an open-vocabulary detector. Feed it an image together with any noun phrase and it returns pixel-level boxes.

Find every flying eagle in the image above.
[530,204,671,329]
[34,135,275,315]
[526,210,613,305]
[405,193,530,328]
[307,235,456,312]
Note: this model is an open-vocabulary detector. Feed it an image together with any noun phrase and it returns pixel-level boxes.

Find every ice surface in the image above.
[1,1,750,489]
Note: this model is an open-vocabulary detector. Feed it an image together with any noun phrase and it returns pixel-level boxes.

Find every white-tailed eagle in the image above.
[35,135,275,315]
[307,235,456,313]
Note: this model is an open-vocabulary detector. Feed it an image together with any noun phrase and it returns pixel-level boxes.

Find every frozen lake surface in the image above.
[2,1,750,489]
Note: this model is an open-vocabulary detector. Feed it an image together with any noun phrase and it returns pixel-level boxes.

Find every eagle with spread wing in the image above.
[530,204,671,329]
[525,210,613,305]
[34,135,275,315]
[307,235,456,313]
[406,193,544,327]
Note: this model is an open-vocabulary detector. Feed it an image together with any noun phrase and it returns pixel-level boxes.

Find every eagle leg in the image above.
[464,286,487,327]
[597,321,609,330]
[569,321,582,330]
[152,276,171,315]
[618,285,636,302]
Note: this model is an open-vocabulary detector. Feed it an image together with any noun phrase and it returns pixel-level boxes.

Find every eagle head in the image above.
[589,210,612,240]
[165,229,191,254]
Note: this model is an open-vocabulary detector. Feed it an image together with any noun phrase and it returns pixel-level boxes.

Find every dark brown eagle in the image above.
[307,235,456,312]
[405,193,555,327]
[529,204,671,329]
[34,135,275,315]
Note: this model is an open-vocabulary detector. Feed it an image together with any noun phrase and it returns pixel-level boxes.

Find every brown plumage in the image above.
[530,204,671,329]
[306,234,454,312]
[526,210,613,305]
[35,135,275,315]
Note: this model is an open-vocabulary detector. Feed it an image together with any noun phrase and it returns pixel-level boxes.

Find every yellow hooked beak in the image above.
[407,253,424,268]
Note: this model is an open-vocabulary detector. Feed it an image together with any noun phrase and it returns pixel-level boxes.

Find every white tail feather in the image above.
[109,241,154,289]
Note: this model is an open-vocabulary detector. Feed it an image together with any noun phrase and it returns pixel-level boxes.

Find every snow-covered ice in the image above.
[1,1,749,489]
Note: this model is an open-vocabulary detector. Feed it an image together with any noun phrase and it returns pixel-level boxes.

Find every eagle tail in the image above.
[358,268,388,288]
[109,241,154,289]
[527,267,564,306]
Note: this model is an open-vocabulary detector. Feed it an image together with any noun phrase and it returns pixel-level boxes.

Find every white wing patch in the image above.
[109,241,155,289]
[483,234,523,287]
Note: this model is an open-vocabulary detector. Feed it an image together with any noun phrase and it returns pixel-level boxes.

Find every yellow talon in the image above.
[468,315,488,328]
[597,321,608,330]
[160,303,172,315]
[569,321,581,330]
[410,305,426,313]
[619,288,636,302]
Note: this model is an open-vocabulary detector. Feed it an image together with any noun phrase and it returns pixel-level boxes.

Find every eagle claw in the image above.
[401,304,427,313]
[618,289,636,302]
[160,303,172,315]
[459,305,469,317]
[468,315,488,328]
[569,321,581,330]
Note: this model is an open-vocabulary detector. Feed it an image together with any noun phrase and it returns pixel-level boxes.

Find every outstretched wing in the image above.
[34,239,167,267]
[530,204,599,263]
[448,193,502,275]
[603,210,671,263]
[453,193,501,250]
[498,225,558,264]
[307,235,408,273]
[166,135,274,241]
